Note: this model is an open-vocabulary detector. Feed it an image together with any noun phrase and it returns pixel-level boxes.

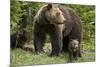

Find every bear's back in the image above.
[58,5,82,42]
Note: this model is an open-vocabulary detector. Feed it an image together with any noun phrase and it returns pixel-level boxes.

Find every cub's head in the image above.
[34,4,66,24]
[69,39,79,52]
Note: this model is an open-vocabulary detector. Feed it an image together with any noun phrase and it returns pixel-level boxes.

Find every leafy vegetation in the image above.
[10,0,95,66]
[10,43,95,66]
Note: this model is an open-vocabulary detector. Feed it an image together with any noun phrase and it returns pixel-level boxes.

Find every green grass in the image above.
[10,42,95,66]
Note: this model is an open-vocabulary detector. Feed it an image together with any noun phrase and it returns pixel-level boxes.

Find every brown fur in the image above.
[33,4,82,57]
[68,39,80,61]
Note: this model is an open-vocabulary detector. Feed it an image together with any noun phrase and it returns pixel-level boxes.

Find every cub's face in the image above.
[45,4,66,24]
[69,39,79,52]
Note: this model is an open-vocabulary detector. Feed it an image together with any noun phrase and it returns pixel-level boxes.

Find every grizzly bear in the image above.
[33,4,82,57]
[68,39,80,62]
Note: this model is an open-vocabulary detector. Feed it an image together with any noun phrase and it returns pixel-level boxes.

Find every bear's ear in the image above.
[47,4,52,10]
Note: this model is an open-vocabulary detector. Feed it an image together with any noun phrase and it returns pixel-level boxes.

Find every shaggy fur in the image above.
[68,39,80,61]
[33,4,82,56]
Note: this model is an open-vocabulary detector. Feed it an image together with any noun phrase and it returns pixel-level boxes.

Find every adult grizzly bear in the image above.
[33,4,82,57]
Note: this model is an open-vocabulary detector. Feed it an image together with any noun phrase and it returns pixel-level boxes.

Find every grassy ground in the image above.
[10,42,95,66]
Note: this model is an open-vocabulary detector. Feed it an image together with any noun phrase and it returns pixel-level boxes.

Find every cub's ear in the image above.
[47,3,52,10]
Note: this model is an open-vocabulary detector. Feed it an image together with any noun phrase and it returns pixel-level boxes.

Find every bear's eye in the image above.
[56,12,60,16]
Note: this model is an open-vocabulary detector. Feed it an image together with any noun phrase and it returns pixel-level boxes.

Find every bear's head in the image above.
[45,4,66,24]
[69,39,79,52]
[34,4,66,24]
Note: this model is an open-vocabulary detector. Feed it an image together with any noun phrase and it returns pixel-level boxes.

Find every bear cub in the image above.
[68,39,80,62]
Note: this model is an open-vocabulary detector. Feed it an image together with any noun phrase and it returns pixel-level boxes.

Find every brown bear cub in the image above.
[68,39,80,62]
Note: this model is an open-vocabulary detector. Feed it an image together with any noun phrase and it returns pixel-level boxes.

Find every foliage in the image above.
[10,0,43,33]
[10,43,95,66]
[10,0,22,33]
[10,1,95,65]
